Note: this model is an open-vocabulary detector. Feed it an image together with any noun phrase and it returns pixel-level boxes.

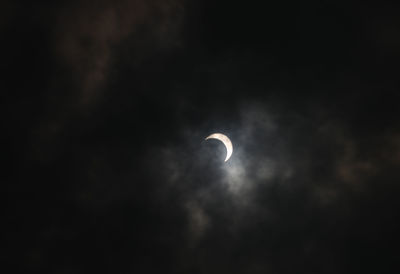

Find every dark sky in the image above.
[3,1,400,273]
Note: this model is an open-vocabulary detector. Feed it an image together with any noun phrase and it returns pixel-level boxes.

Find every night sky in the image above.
[3,1,400,273]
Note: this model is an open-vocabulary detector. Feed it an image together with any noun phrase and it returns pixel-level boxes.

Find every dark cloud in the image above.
[55,0,185,106]
[4,1,400,274]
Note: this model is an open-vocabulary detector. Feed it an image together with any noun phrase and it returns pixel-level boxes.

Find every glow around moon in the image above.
[205,133,233,162]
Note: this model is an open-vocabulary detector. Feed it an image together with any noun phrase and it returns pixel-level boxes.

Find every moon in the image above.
[205,133,233,162]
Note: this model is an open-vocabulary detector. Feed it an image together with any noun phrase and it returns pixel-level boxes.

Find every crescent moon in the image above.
[205,133,233,162]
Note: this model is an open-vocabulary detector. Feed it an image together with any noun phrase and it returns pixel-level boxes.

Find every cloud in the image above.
[55,0,185,106]
[185,200,210,245]
[6,2,400,272]
[147,98,400,258]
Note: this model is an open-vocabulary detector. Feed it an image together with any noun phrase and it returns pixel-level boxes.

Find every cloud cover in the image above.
[4,1,400,273]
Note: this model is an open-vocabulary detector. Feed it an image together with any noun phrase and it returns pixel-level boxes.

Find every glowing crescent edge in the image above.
[205,133,233,162]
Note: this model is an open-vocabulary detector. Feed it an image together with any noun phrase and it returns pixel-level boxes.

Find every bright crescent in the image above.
[205,133,233,162]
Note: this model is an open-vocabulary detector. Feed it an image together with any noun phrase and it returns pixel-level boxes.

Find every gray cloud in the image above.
[5,2,400,273]
[147,100,400,255]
